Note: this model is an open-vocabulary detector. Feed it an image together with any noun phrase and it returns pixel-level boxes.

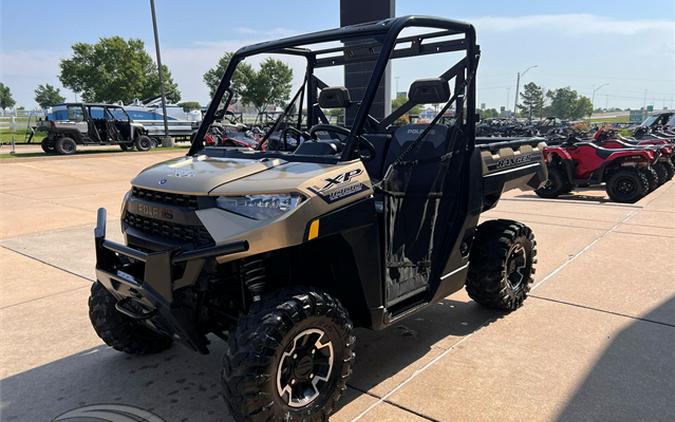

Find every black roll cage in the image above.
[188,15,479,161]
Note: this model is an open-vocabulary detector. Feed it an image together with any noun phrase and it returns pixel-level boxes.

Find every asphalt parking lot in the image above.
[1,151,673,421]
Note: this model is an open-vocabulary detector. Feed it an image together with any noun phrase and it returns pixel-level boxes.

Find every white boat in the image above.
[123,97,202,140]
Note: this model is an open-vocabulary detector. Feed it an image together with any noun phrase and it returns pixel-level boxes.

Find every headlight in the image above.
[216,193,304,220]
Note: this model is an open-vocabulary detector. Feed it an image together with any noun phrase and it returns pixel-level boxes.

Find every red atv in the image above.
[204,123,265,150]
[594,128,674,189]
[536,137,656,203]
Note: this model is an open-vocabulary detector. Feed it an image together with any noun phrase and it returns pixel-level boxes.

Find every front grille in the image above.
[131,187,199,209]
[124,213,214,248]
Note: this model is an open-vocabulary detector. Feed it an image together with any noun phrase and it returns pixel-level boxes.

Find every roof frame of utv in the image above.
[189,15,479,162]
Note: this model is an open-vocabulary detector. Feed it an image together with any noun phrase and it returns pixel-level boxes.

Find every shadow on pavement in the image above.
[513,193,620,205]
[0,296,499,421]
[557,296,675,422]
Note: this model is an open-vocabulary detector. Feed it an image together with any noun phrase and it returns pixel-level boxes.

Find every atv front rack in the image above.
[94,208,248,353]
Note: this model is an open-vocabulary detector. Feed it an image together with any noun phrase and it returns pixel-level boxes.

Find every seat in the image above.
[381,124,450,176]
[577,142,616,159]
[294,141,338,156]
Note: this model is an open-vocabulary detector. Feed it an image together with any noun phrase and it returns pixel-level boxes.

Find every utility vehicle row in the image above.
[535,124,675,203]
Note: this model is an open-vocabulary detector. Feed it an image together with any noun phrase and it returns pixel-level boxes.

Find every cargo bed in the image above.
[476,136,548,211]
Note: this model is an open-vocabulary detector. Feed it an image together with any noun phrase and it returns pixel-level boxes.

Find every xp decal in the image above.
[308,168,367,203]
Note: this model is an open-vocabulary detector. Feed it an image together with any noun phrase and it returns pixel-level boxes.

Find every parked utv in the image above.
[536,136,656,203]
[42,103,152,154]
[89,17,547,421]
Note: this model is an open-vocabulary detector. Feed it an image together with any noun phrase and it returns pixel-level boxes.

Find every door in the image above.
[87,106,106,142]
[380,122,470,307]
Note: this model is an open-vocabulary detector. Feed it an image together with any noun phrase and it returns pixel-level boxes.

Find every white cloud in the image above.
[2,14,673,109]
[232,27,298,37]
[472,14,674,36]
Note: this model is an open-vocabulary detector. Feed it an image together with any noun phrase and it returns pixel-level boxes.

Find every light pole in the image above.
[150,0,172,147]
[514,65,538,116]
[591,83,609,119]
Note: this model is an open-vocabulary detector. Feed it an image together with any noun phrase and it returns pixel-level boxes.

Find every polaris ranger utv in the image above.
[41,103,152,154]
[89,16,547,421]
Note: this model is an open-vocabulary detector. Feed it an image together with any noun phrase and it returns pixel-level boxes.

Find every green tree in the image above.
[59,36,181,104]
[203,52,251,97]
[574,96,593,119]
[178,101,201,112]
[34,84,65,108]
[391,95,423,123]
[204,53,293,114]
[481,108,499,119]
[0,83,16,110]
[545,87,593,120]
[517,82,544,118]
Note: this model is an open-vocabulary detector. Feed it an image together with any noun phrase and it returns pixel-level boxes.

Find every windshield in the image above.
[641,115,658,127]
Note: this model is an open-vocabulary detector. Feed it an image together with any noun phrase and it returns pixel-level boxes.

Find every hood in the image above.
[131,155,288,194]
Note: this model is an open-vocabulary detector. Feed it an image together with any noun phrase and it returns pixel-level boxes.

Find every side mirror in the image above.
[408,78,450,104]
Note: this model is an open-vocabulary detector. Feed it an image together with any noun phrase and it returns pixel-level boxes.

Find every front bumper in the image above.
[94,208,248,353]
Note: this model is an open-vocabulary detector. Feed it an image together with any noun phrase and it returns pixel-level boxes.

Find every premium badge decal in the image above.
[308,168,367,203]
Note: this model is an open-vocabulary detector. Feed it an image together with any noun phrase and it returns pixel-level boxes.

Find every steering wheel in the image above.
[308,124,376,161]
[281,126,310,151]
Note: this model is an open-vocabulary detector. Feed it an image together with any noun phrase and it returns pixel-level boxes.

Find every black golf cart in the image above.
[42,103,152,154]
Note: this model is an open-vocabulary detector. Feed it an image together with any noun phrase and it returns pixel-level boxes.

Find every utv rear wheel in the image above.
[221,288,355,422]
[88,282,172,355]
[606,168,648,203]
[535,166,567,198]
[653,162,669,185]
[641,167,659,192]
[466,219,536,311]
[135,135,153,152]
[55,137,77,155]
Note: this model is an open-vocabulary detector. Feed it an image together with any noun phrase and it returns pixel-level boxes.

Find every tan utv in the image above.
[90,16,548,421]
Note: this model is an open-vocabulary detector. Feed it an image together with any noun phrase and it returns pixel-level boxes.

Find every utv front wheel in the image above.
[55,137,77,155]
[221,288,355,421]
[466,219,537,311]
[606,168,648,203]
[135,135,153,152]
[88,282,172,355]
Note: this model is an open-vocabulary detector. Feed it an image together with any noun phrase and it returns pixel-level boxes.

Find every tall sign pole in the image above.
[150,0,172,147]
[340,0,394,125]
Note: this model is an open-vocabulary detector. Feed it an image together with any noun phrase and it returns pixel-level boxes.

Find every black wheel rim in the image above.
[276,328,334,408]
[64,141,74,153]
[506,244,527,290]
[615,177,636,195]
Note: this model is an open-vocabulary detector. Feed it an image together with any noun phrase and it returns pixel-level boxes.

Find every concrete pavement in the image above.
[0,152,673,421]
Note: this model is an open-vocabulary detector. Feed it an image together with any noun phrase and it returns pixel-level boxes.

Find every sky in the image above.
[1,0,674,111]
